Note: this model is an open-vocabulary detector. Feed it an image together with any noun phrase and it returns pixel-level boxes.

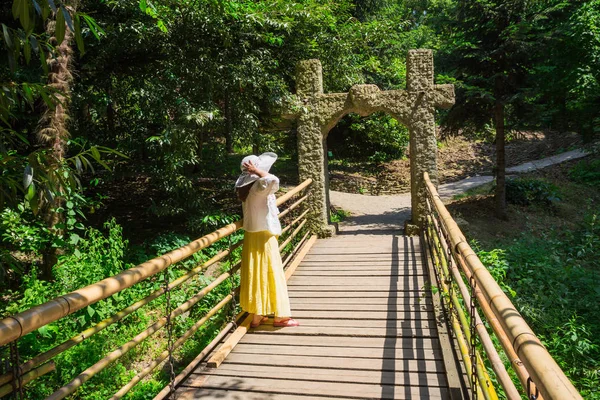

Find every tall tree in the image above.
[440,0,540,219]
[37,4,76,278]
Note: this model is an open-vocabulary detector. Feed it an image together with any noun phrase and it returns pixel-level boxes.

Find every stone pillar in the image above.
[406,49,438,230]
[296,60,335,237]
[290,50,453,237]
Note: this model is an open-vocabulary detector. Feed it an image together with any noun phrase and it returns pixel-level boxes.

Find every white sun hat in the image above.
[235,152,278,188]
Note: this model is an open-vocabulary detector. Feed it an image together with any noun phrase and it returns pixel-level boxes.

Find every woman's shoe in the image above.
[273,318,299,327]
[250,316,269,328]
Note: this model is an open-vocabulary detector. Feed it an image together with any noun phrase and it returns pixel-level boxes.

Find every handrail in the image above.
[0,178,313,398]
[423,172,582,400]
[0,178,313,346]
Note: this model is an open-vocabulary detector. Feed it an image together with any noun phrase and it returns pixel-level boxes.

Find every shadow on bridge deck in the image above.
[172,213,461,399]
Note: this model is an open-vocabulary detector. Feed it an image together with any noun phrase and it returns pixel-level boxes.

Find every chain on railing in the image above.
[0,179,314,399]
[227,235,238,330]
[163,266,176,400]
[422,172,583,400]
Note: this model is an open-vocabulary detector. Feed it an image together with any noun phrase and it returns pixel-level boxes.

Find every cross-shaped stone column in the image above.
[285,49,454,236]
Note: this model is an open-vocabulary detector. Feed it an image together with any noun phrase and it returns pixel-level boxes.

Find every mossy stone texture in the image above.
[288,49,454,236]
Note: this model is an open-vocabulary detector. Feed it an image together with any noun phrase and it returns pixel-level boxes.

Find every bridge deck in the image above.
[174,233,450,399]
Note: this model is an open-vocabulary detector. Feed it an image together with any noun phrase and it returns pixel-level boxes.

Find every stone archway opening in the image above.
[323,111,413,234]
[326,111,410,196]
[284,49,455,237]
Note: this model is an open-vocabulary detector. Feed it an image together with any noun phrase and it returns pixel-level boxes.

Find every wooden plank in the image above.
[218,352,445,371]
[229,343,442,360]
[206,314,253,368]
[289,275,425,281]
[290,296,432,305]
[284,318,435,329]
[249,325,438,337]
[302,256,423,262]
[289,310,435,320]
[290,303,433,312]
[296,264,423,269]
[178,376,448,399]
[199,363,447,386]
[294,264,421,270]
[181,375,448,399]
[315,241,421,250]
[239,334,441,350]
[308,247,421,253]
[287,277,428,286]
[288,291,430,298]
[175,387,358,400]
[298,262,423,267]
[287,285,428,292]
[292,270,427,277]
[304,251,422,255]
[284,235,317,280]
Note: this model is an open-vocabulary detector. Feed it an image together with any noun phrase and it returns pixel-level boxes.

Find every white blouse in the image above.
[242,174,281,235]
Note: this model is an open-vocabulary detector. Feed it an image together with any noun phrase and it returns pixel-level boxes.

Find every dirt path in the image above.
[330,149,588,232]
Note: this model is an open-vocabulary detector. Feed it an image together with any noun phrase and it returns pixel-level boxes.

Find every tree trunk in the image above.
[37,9,76,280]
[224,92,234,154]
[494,101,508,220]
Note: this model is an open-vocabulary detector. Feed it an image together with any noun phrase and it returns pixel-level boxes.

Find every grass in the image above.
[447,155,600,398]
[330,207,351,223]
[452,181,494,201]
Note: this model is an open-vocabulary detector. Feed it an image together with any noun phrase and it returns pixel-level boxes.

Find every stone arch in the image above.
[285,49,455,236]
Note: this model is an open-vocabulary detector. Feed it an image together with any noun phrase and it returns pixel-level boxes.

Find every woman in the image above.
[235,152,299,328]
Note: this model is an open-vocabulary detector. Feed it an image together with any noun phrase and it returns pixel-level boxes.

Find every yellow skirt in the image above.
[239,230,291,318]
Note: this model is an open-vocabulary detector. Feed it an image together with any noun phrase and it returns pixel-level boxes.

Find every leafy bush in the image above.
[1,218,237,399]
[1,205,48,253]
[54,220,129,294]
[476,212,600,397]
[569,158,600,186]
[327,112,409,162]
[187,212,241,236]
[330,207,351,223]
[505,178,561,206]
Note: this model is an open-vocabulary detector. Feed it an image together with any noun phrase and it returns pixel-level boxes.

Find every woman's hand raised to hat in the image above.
[243,161,268,178]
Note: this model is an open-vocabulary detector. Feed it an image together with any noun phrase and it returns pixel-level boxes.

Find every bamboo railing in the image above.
[0,178,314,399]
[423,172,582,400]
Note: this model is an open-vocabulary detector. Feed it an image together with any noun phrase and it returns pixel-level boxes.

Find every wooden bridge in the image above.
[174,233,449,400]
[0,177,583,400]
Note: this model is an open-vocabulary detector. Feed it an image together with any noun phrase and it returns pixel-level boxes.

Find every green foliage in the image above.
[54,220,128,293]
[569,159,600,186]
[187,212,240,237]
[330,207,351,223]
[505,178,561,206]
[0,218,237,399]
[327,113,409,162]
[1,205,47,253]
[542,316,600,392]
[472,246,515,297]
[476,211,600,397]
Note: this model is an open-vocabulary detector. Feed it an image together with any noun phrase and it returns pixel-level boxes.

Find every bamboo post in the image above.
[423,172,582,400]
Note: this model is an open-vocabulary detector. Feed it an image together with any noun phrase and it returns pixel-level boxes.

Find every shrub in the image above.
[327,112,409,162]
[569,158,600,186]
[0,205,48,253]
[505,178,561,206]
